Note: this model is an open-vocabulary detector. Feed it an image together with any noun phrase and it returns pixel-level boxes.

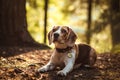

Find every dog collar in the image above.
[55,46,73,53]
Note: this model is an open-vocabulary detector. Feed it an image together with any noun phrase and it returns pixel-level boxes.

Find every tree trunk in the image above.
[0,0,49,48]
[86,0,92,44]
[44,0,49,44]
[111,23,120,46]
[110,0,120,47]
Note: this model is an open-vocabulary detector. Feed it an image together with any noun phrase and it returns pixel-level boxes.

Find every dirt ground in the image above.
[0,47,120,80]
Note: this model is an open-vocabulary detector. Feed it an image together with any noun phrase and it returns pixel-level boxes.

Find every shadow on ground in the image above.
[0,47,120,80]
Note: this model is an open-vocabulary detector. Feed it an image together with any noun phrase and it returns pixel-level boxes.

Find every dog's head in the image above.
[48,26,77,46]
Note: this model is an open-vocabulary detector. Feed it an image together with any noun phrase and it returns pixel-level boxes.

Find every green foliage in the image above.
[26,0,44,42]
[111,44,120,53]
[91,26,112,53]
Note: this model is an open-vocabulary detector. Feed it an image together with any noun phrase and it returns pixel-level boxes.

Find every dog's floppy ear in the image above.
[67,27,77,43]
[48,30,53,45]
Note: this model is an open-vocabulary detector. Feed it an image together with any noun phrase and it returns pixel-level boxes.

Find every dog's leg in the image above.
[38,52,57,73]
[57,52,75,76]
[89,48,97,66]
[38,61,55,73]
[83,48,97,68]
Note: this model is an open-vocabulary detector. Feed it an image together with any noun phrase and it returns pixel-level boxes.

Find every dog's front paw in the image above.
[57,70,67,76]
[38,67,47,73]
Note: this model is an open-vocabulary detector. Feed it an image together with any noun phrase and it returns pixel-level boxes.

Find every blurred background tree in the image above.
[92,0,120,53]
[0,0,35,46]
[0,0,119,53]
[26,0,120,53]
[0,0,48,48]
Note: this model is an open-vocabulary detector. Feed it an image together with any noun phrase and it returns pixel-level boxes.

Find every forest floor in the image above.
[0,47,120,80]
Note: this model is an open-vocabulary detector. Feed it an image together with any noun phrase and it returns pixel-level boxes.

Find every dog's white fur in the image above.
[38,26,96,76]
[38,49,76,76]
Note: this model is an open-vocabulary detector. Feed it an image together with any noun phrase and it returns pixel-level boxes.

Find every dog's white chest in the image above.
[56,53,67,65]
[51,50,76,66]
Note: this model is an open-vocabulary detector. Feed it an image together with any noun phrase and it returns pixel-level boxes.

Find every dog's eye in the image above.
[53,28,56,32]
[61,29,67,33]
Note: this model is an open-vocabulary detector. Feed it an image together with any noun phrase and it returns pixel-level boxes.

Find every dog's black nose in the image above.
[54,33,59,38]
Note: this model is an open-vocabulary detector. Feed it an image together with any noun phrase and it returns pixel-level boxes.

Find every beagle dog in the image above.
[38,26,97,76]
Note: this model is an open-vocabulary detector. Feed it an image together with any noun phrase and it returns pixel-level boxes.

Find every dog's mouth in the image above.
[53,38,64,44]
[53,38,58,42]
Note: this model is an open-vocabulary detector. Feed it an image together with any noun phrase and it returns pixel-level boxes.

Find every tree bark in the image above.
[0,0,49,48]
[110,0,120,47]
[86,0,92,44]
[44,0,49,44]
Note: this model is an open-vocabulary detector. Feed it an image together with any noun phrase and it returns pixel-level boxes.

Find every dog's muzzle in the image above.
[53,33,59,41]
